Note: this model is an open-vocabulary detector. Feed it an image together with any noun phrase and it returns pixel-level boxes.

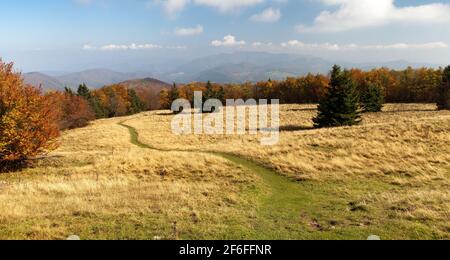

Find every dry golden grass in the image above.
[1,103,449,239]
[0,117,260,240]
[127,104,450,237]
[128,104,450,182]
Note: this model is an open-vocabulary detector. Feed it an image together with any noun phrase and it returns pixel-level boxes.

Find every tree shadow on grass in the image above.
[259,125,315,132]
[287,108,317,112]
[156,112,175,116]
[381,109,437,113]
[0,160,28,174]
[0,155,64,174]
[280,125,315,132]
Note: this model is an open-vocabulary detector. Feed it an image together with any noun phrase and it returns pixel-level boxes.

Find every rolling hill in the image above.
[57,69,139,88]
[117,77,170,90]
[23,72,65,91]
[118,78,171,110]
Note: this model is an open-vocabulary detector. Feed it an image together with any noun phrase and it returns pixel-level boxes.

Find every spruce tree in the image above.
[170,83,180,102]
[202,81,216,113]
[64,87,74,95]
[314,65,361,128]
[127,89,144,114]
[170,83,182,114]
[89,96,106,119]
[76,83,105,118]
[216,85,225,103]
[361,83,384,112]
[204,81,214,99]
[437,66,450,110]
[77,83,90,99]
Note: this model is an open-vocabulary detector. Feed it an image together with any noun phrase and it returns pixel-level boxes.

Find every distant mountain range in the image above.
[165,52,333,83]
[23,72,65,90]
[165,52,439,83]
[23,51,441,90]
[23,69,151,90]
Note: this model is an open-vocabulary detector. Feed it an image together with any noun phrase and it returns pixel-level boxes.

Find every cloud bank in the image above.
[250,8,281,23]
[298,0,450,32]
[211,35,246,47]
[175,25,204,36]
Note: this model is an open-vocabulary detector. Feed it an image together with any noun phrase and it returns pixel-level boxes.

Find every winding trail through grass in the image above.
[119,121,313,239]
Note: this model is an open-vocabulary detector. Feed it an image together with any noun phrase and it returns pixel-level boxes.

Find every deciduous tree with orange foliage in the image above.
[0,60,60,169]
[47,90,95,130]
[93,84,130,117]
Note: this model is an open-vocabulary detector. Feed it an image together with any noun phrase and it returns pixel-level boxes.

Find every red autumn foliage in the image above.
[47,91,95,130]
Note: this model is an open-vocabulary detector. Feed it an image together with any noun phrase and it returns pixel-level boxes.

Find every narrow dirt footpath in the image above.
[119,121,311,239]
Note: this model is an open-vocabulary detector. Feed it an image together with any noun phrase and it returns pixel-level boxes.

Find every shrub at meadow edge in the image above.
[0,60,60,168]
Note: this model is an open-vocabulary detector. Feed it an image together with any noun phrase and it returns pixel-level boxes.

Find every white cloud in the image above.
[101,43,162,50]
[211,35,246,47]
[298,0,450,32]
[363,42,449,50]
[281,40,448,50]
[252,42,274,47]
[82,44,96,50]
[166,45,188,49]
[175,25,204,36]
[154,0,265,17]
[250,8,281,23]
[194,0,264,12]
[83,43,164,51]
[156,0,191,17]
[281,40,342,50]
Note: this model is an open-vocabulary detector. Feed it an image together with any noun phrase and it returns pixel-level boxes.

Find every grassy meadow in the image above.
[0,104,449,240]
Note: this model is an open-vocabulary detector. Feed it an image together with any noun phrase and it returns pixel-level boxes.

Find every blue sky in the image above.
[1,0,450,72]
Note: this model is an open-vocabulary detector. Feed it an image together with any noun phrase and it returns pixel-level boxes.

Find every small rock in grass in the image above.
[67,235,81,240]
[367,235,381,240]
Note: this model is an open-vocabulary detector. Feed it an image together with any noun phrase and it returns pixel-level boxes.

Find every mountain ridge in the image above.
[23,69,153,90]
[23,52,442,89]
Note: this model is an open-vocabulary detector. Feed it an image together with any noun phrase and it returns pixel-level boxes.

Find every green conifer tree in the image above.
[437,66,450,110]
[127,89,144,114]
[89,96,106,119]
[64,87,74,95]
[314,65,361,128]
[204,81,214,99]
[216,86,225,103]
[361,83,384,112]
[170,83,182,114]
[76,83,105,119]
[77,83,90,99]
[202,81,215,113]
